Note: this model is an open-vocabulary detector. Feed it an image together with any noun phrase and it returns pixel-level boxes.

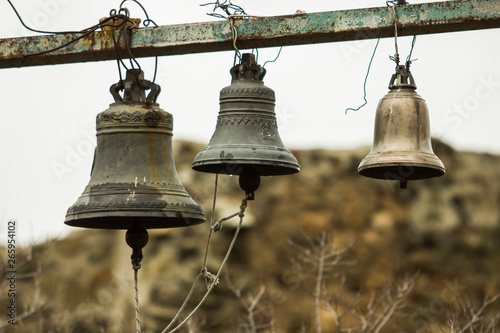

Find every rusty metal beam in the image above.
[1,0,500,68]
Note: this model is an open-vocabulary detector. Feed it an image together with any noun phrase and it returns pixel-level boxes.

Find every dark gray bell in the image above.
[192,53,300,176]
[65,69,205,229]
[358,65,445,188]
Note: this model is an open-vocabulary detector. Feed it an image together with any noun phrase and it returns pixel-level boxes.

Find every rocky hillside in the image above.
[2,140,500,332]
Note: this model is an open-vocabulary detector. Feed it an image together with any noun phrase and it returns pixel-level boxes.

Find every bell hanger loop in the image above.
[389,65,417,90]
[231,53,266,81]
[110,68,161,104]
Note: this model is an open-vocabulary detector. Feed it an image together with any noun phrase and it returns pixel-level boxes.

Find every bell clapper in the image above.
[238,168,261,200]
[400,179,408,189]
[126,226,149,270]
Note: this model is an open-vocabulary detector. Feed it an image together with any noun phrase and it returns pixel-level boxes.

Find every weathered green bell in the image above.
[358,65,445,188]
[65,69,205,229]
[192,53,300,177]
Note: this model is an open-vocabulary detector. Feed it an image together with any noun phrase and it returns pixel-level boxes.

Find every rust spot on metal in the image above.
[1,0,500,68]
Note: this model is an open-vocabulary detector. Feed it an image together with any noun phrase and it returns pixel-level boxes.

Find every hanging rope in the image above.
[202,174,219,268]
[134,268,142,333]
[160,174,219,332]
[389,4,400,66]
[161,192,252,333]
[387,0,418,72]
[126,225,149,333]
[387,0,410,67]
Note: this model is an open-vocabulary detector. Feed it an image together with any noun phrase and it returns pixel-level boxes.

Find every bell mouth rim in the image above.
[64,215,206,230]
[192,160,300,176]
[358,149,445,180]
[358,162,445,180]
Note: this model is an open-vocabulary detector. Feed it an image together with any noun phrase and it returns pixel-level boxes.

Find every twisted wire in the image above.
[386,0,408,6]
[120,0,158,27]
[200,1,281,68]
[253,48,259,64]
[227,15,267,66]
[262,46,283,68]
[119,0,160,82]
[405,35,417,70]
[199,1,251,65]
[200,0,247,19]
[22,10,137,64]
[106,10,141,82]
[6,0,83,34]
[226,16,250,66]
[229,17,241,65]
[344,39,380,114]
[12,0,159,84]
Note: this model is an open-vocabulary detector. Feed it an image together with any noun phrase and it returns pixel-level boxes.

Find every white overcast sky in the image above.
[1,0,499,245]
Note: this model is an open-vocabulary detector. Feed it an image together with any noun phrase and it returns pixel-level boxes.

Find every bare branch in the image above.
[447,292,500,333]
[226,269,273,333]
[369,274,417,333]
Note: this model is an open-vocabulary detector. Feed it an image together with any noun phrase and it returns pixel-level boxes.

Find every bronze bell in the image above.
[65,69,205,229]
[192,53,300,177]
[358,65,445,188]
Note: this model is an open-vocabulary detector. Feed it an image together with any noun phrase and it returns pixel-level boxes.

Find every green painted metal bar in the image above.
[1,0,500,68]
